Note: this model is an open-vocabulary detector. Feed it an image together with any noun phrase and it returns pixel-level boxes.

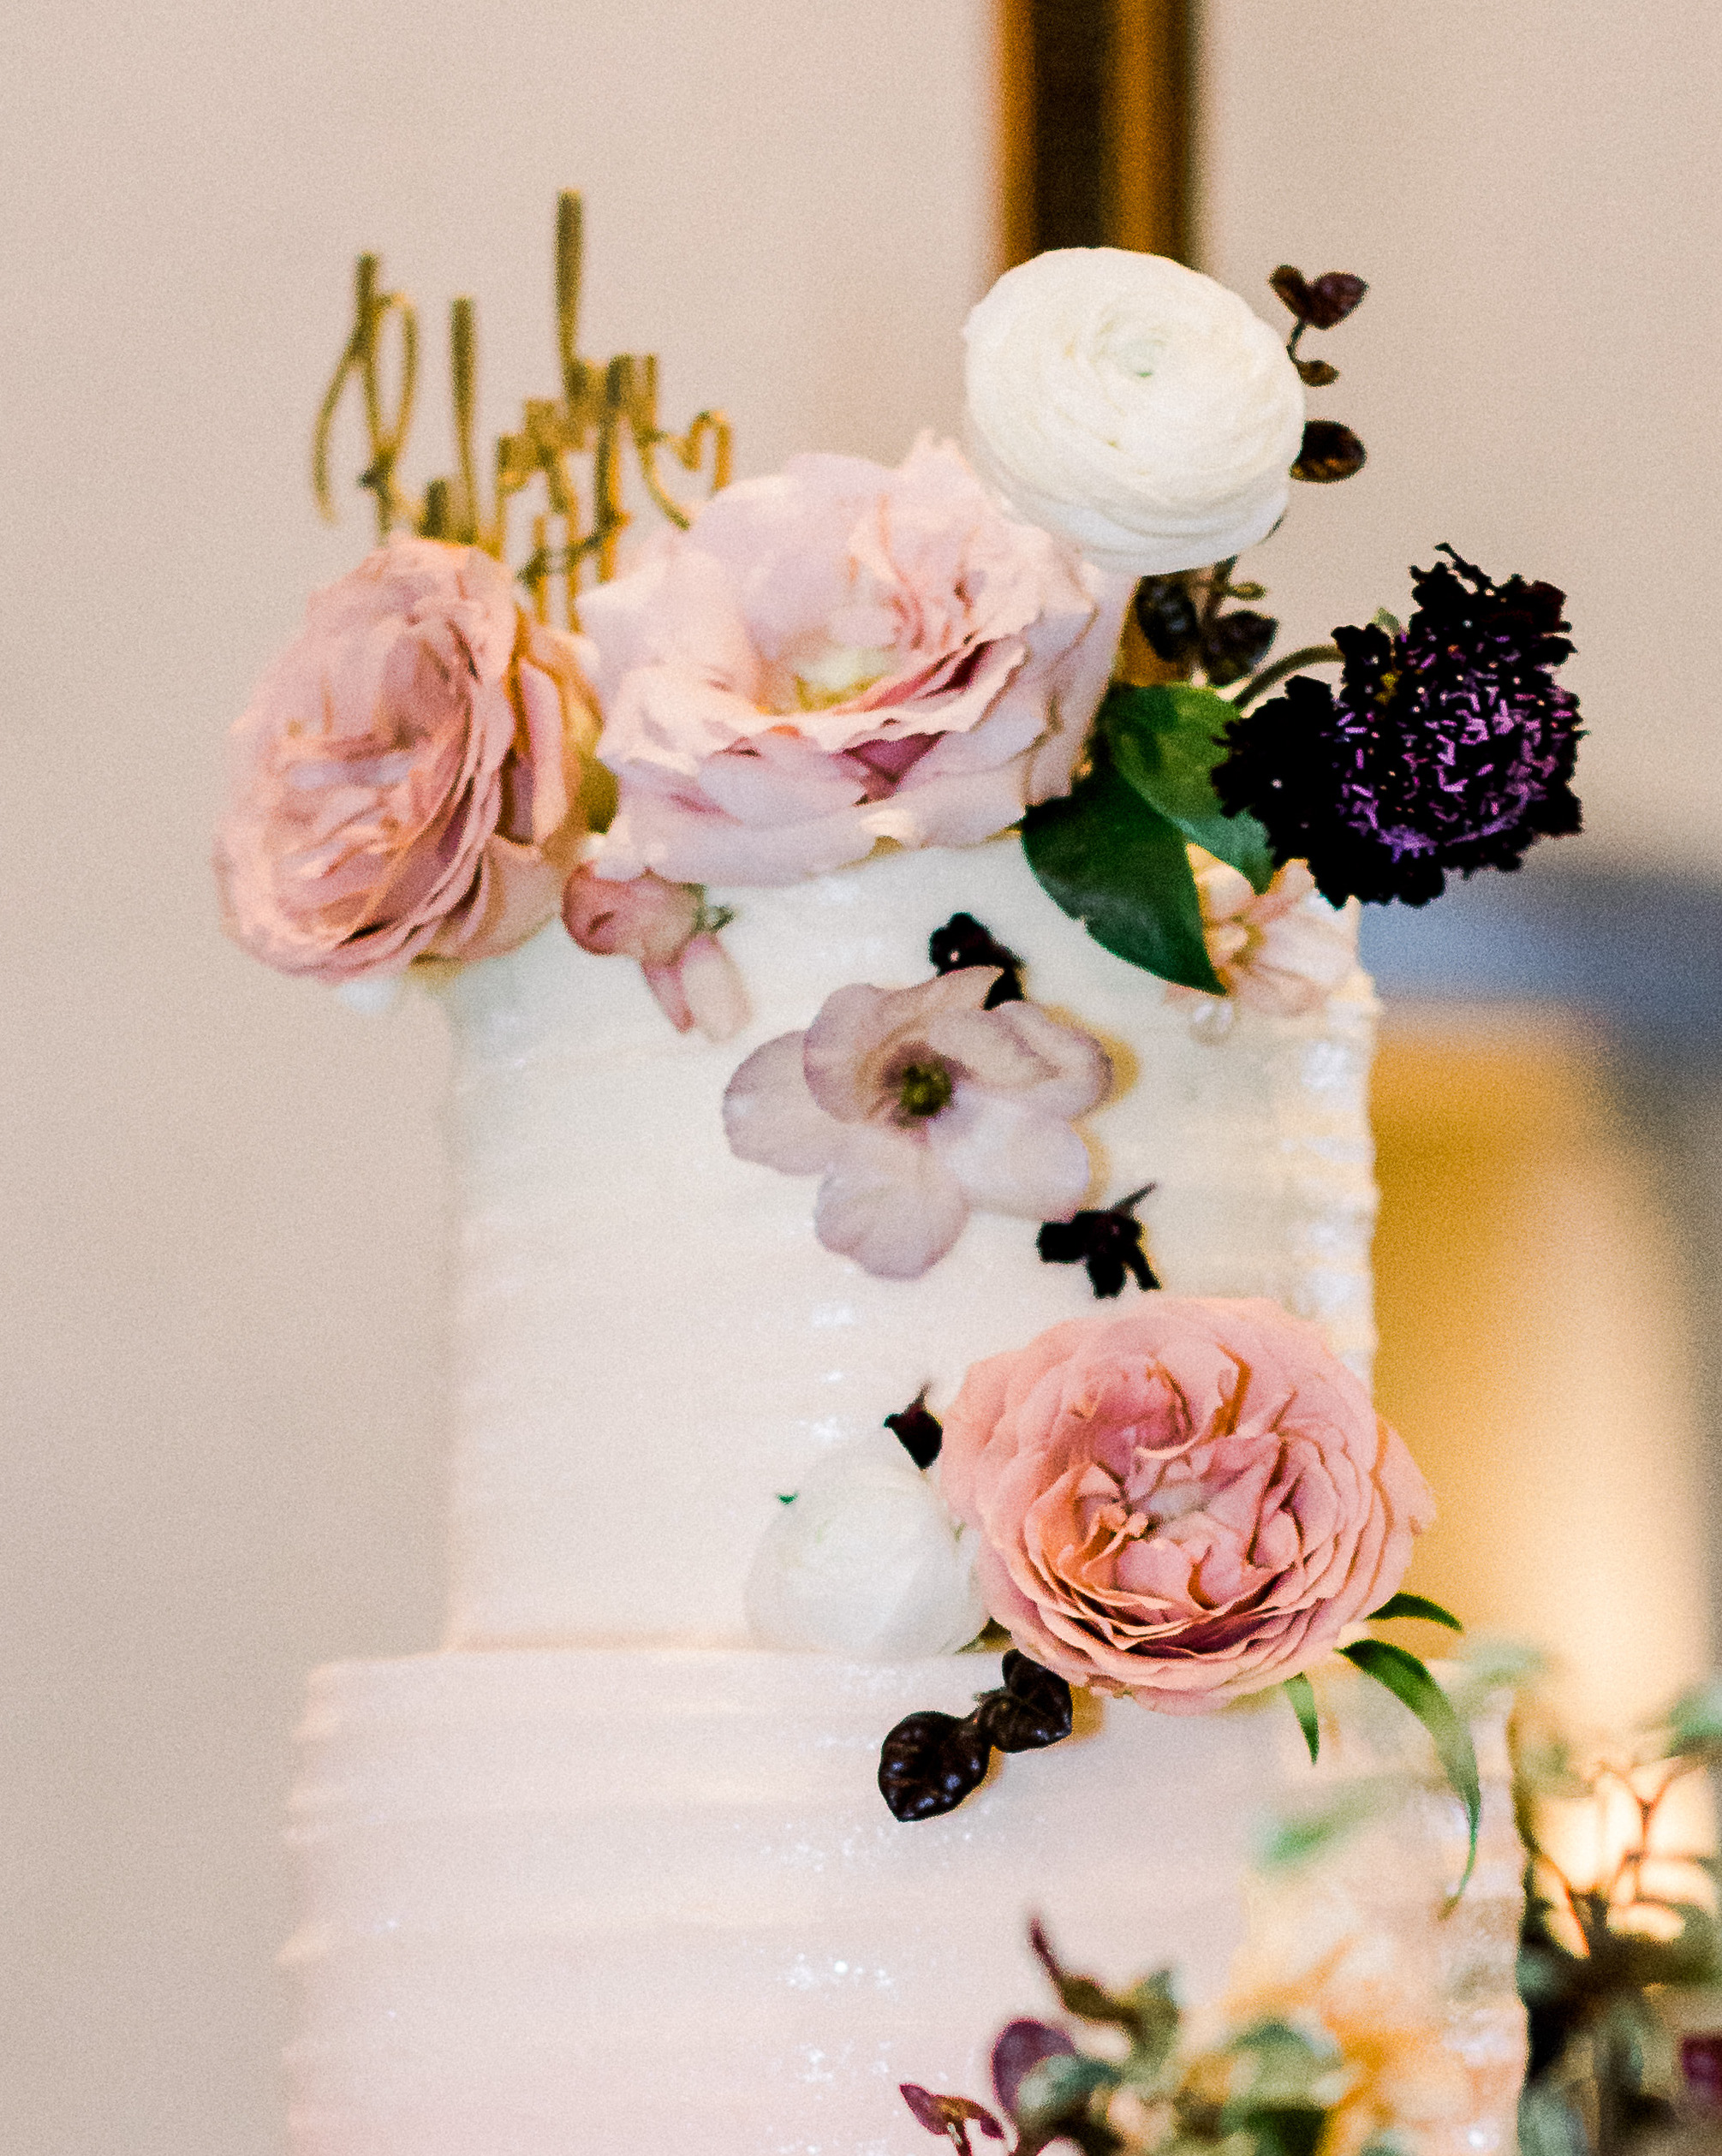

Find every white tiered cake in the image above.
[281,840,1525,2154]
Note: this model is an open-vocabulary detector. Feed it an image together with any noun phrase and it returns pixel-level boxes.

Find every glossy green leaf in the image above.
[1340,1639,1481,1900]
[1099,682,1276,892]
[1022,749,1224,992]
[1367,1593,1464,1634]
[1284,1673,1320,1764]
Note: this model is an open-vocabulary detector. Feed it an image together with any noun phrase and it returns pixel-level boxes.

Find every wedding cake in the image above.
[221,215,1582,2154]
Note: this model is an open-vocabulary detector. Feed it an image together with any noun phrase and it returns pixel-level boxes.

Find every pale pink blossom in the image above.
[940,1298,1433,1712]
[217,538,597,981]
[562,865,748,1041]
[580,436,1132,887]
[723,969,1111,1279]
[1169,849,1356,1021]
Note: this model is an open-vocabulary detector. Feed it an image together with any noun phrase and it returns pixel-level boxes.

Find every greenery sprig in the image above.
[1516,1677,1722,2153]
[1022,678,1280,991]
[1280,1592,1481,1903]
[902,1920,1403,2156]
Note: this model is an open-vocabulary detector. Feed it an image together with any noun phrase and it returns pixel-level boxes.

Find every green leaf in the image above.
[1222,2103,1326,2156]
[1664,1675,1722,1757]
[1339,1639,1481,1900]
[1022,747,1224,992]
[1284,1674,1320,1764]
[1253,1784,1385,1873]
[1099,682,1276,892]
[1013,2052,1120,2134]
[1367,1593,1464,1634]
[1517,2084,1590,2156]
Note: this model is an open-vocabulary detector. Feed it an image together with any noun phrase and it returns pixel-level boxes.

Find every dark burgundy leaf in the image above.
[992,2021,1078,2115]
[1305,271,1367,328]
[1201,609,1278,688]
[1269,265,1316,322]
[885,1391,944,1469]
[1132,575,1201,664]
[1294,356,1339,387]
[1272,267,1367,332]
[928,914,1025,1005]
[879,1711,994,1821]
[1291,419,1367,485]
[975,1653,1074,1754]
[900,2084,1009,2149]
[1037,1188,1158,1300]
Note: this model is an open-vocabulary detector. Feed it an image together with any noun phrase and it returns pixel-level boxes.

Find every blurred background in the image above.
[3,2,1719,2148]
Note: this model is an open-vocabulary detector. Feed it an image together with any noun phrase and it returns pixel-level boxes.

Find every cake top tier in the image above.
[441,835,1380,1653]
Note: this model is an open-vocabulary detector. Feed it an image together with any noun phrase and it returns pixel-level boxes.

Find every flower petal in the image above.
[929,1094,1095,1220]
[723,1033,840,1174]
[814,1126,969,1278]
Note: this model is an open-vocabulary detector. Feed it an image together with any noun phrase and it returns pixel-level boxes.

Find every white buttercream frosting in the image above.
[438,835,1379,1648]
[283,1653,1523,2156]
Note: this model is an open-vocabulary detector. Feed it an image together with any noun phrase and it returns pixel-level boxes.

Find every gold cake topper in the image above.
[312,190,731,626]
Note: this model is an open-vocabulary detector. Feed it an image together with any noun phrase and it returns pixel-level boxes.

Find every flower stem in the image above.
[1229,642,1342,712]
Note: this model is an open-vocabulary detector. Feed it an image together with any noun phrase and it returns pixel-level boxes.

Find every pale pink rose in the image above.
[723,969,1111,1279]
[217,537,598,982]
[562,865,749,1041]
[1169,849,1356,1019]
[580,435,1133,886]
[940,1298,1433,1712]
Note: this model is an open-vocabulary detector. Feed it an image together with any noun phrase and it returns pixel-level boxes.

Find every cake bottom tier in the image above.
[283,1648,1524,2156]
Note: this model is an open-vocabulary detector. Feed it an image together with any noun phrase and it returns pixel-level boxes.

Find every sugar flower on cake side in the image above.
[876,1297,1480,1885]
[217,538,599,981]
[578,435,1133,888]
[724,968,1111,1280]
[938,1297,1433,1714]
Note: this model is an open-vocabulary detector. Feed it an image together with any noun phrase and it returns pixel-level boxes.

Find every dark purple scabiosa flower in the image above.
[1215,546,1583,907]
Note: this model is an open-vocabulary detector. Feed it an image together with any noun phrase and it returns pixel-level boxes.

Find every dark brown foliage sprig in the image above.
[929,913,1026,1005]
[1270,264,1368,485]
[885,1389,944,1469]
[879,1652,1074,1822]
[1038,1187,1158,1300]
[1134,573,1277,688]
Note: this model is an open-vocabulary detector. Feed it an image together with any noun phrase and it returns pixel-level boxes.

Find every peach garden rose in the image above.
[579,436,1132,888]
[939,1297,1433,1712]
[217,536,598,982]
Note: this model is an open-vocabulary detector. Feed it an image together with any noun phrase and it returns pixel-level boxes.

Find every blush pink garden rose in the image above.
[561,864,748,1040]
[217,537,599,982]
[1168,848,1356,1026]
[940,1298,1433,1712]
[724,968,1111,1278]
[578,435,1134,887]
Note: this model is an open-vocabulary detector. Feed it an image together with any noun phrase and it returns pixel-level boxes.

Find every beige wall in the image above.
[1198,0,1722,873]
[0,6,992,2150]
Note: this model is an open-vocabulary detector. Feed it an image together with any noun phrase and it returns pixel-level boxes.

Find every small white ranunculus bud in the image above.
[745,1432,986,1660]
[962,248,1306,577]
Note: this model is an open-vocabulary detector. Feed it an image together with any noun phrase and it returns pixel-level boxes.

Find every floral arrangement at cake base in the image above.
[901,1916,1465,2156]
[1516,1674,1722,2154]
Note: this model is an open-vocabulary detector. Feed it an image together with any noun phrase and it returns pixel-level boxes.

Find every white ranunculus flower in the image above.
[962,248,1307,577]
[744,1432,986,1660]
